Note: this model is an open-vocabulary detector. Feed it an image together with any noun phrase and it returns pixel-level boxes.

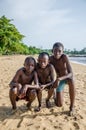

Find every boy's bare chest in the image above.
[53,59,67,74]
[37,68,50,77]
[20,73,33,84]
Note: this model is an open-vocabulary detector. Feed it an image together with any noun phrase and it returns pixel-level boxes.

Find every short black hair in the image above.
[24,57,36,66]
[53,42,64,50]
[38,52,49,59]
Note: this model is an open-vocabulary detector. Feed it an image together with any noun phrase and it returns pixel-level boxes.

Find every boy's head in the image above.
[52,42,64,59]
[24,57,36,73]
[38,52,49,68]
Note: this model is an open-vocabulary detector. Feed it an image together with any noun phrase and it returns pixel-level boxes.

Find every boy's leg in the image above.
[34,89,42,111]
[37,90,42,107]
[55,80,66,107]
[68,79,75,113]
[46,87,54,108]
[9,88,17,109]
[26,89,36,109]
[55,91,64,107]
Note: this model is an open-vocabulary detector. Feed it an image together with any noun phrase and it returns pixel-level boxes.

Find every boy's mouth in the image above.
[40,65,46,68]
[55,55,60,59]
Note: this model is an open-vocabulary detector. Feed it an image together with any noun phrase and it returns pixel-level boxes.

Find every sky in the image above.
[0,0,86,50]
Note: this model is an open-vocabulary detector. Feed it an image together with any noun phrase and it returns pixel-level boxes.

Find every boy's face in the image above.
[24,60,35,73]
[53,46,63,59]
[38,55,49,69]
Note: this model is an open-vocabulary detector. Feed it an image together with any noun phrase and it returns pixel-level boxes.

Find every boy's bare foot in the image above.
[69,107,74,116]
[69,110,74,116]
[26,102,31,110]
[12,106,17,110]
[34,106,41,112]
[46,100,51,108]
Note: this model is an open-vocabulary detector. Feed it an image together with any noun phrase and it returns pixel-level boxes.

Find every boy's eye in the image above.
[30,64,34,67]
[26,64,34,67]
[59,50,61,53]
[31,64,34,67]
[54,49,62,53]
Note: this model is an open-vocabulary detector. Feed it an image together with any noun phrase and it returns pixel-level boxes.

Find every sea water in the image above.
[69,57,86,65]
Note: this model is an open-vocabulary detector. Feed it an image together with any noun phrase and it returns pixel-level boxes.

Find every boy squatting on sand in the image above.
[35,52,56,111]
[50,42,75,115]
[9,57,40,110]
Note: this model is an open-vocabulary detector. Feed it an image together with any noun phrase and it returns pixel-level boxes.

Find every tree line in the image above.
[0,16,86,56]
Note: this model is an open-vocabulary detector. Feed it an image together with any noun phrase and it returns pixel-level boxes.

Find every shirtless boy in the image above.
[9,57,40,110]
[35,52,56,111]
[50,42,75,115]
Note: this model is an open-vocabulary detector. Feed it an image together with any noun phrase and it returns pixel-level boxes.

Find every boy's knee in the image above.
[10,87,17,95]
[68,79,75,86]
[27,89,36,101]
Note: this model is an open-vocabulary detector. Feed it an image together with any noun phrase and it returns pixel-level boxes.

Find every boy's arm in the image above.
[50,64,56,84]
[24,71,40,89]
[33,71,39,85]
[24,84,40,89]
[58,55,73,81]
[58,73,72,81]
[9,69,21,88]
[41,65,56,89]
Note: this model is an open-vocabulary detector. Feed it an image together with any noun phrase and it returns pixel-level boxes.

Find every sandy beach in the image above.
[0,55,86,130]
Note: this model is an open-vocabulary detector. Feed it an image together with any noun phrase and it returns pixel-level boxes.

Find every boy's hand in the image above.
[35,85,40,89]
[18,86,27,98]
[53,79,59,88]
[40,85,46,90]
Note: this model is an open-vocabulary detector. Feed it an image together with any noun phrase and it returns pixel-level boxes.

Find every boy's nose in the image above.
[56,51,59,55]
[29,66,33,69]
[41,62,45,65]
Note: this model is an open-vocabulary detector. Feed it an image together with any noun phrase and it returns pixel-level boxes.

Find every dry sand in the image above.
[0,55,86,130]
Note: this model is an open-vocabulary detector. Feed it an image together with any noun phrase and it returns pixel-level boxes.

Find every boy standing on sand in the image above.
[50,42,75,115]
[9,57,40,110]
[35,52,56,111]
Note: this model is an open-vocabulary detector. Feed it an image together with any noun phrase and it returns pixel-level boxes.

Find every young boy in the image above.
[35,52,56,111]
[50,42,75,115]
[9,57,40,110]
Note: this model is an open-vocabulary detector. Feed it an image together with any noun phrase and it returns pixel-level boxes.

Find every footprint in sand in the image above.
[43,127,46,130]
[73,122,80,129]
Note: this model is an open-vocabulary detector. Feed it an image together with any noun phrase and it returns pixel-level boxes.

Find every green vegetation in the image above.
[0,15,42,55]
[64,48,86,56]
[0,15,86,56]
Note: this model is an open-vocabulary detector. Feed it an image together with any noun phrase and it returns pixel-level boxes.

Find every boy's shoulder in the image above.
[16,67,25,73]
[61,54,69,60]
[61,54,67,58]
[48,63,54,68]
[60,54,69,64]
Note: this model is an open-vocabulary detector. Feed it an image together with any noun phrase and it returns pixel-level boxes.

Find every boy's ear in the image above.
[51,49,53,53]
